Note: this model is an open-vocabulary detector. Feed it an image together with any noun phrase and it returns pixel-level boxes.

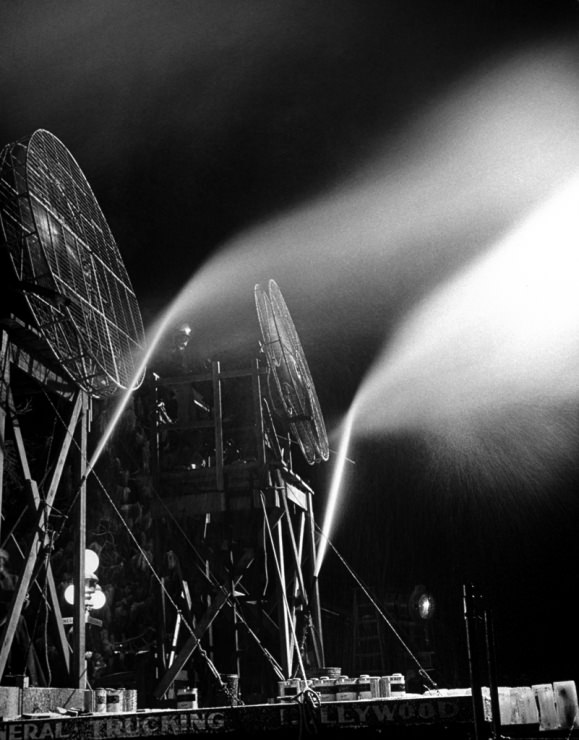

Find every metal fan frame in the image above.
[255,279,329,465]
[0,129,145,398]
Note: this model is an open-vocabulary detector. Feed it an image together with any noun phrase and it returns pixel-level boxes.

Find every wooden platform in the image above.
[0,694,474,739]
[1,684,579,740]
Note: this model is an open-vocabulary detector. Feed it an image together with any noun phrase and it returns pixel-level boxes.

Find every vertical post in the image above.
[463,583,486,740]
[251,360,266,468]
[305,492,324,668]
[72,393,89,688]
[231,570,241,678]
[152,372,161,479]
[212,361,224,492]
[270,510,292,677]
[0,329,10,545]
[204,517,215,664]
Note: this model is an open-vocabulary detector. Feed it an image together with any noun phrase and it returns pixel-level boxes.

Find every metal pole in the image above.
[463,583,486,740]
[484,604,502,739]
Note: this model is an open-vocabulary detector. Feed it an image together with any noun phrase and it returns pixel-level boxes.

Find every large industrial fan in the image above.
[0,129,145,397]
[255,278,329,465]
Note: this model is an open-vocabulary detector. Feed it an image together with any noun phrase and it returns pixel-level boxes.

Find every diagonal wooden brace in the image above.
[0,390,83,679]
[154,550,254,699]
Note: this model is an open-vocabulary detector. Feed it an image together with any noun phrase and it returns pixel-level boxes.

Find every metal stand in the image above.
[463,583,501,740]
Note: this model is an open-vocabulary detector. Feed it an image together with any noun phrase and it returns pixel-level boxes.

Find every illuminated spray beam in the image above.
[315,170,579,575]
[315,403,357,577]
[354,171,579,438]
[347,171,579,493]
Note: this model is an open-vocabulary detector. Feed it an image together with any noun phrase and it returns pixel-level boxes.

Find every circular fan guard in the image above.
[0,129,145,398]
[255,279,329,465]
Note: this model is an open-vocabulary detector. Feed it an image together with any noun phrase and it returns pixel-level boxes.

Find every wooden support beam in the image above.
[0,389,83,681]
[72,393,89,688]
[251,359,267,468]
[0,504,51,677]
[305,492,325,668]
[0,330,10,545]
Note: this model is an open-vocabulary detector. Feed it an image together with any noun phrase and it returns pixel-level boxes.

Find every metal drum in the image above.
[278,678,301,702]
[124,689,138,712]
[106,688,123,713]
[379,676,392,698]
[335,677,357,702]
[94,687,107,713]
[218,674,239,707]
[357,675,373,700]
[317,677,336,703]
[322,667,342,680]
[390,673,406,695]
[177,687,198,709]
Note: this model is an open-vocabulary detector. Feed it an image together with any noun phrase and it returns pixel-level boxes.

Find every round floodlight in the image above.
[416,592,435,620]
[64,584,75,606]
[85,548,100,577]
[0,129,146,397]
[88,584,107,611]
[409,585,436,621]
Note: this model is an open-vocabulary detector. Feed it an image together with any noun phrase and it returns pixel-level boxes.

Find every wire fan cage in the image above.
[0,129,145,397]
[255,279,329,465]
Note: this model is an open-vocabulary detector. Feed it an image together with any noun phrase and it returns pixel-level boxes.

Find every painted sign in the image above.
[0,698,470,739]
[318,698,464,726]
[0,712,227,740]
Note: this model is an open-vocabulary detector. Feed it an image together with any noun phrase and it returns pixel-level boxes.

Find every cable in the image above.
[315,522,438,690]
[294,685,321,738]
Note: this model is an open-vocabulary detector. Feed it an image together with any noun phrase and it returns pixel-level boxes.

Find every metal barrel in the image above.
[123,689,138,712]
[356,675,373,700]
[94,687,107,713]
[317,677,336,703]
[106,688,123,713]
[177,687,198,709]
[335,676,357,702]
[379,676,392,698]
[390,673,406,695]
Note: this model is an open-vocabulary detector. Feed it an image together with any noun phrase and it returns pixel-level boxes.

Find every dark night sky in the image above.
[3,0,579,689]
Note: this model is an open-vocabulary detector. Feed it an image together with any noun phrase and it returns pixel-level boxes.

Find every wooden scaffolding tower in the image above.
[0,316,92,688]
[150,358,325,700]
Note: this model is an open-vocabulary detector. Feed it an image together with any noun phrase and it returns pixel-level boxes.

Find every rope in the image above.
[293,685,321,738]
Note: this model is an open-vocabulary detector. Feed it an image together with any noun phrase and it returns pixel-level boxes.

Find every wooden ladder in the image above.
[352,589,385,675]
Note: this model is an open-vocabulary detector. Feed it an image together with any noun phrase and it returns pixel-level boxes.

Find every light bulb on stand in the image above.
[63,548,107,613]
[64,583,75,605]
[90,585,106,611]
[85,548,100,577]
